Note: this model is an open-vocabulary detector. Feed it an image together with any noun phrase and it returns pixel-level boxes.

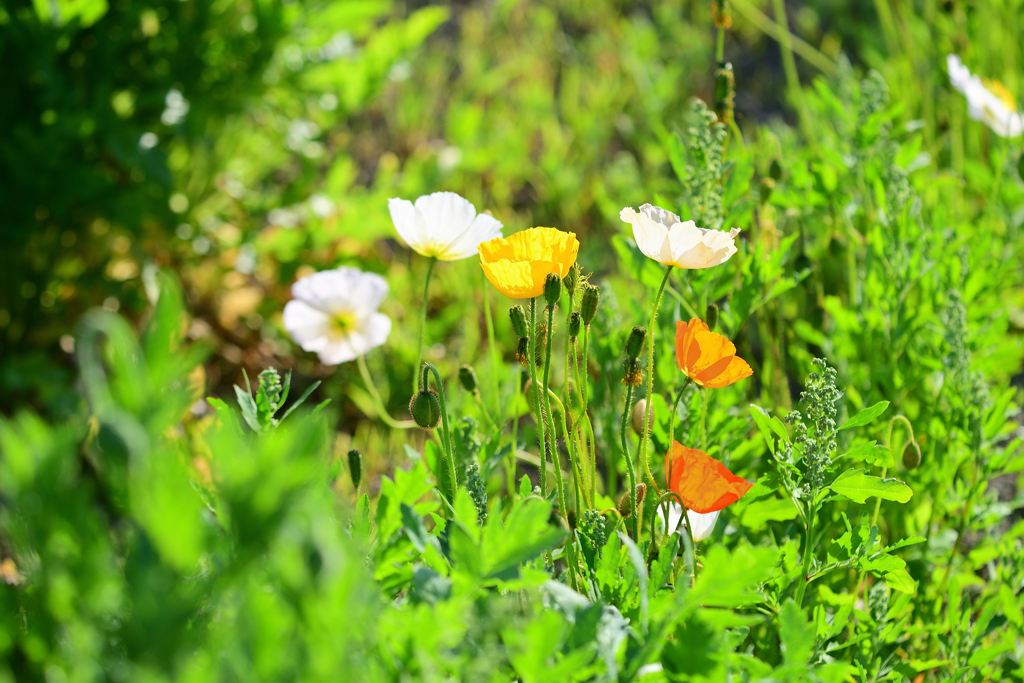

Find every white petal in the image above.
[622,206,672,263]
[686,510,721,542]
[388,197,428,254]
[348,312,391,356]
[282,300,332,352]
[291,267,388,314]
[640,203,681,227]
[438,212,504,261]
[317,339,358,365]
[412,192,479,256]
[660,502,684,534]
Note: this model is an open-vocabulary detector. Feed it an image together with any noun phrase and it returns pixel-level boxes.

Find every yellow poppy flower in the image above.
[478,227,580,299]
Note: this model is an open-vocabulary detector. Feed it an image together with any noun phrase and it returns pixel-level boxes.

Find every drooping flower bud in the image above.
[568,311,582,340]
[347,449,362,489]
[705,302,720,332]
[543,272,562,307]
[409,390,442,429]
[631,398,650,435]
[617,483,647,518]
[625,325,646,360]
[509,305,529,338]
[562,263,581,296]
[516,337,530,366]
[902,441,922,470]
[458,364,479,393]
[580,284,600,325]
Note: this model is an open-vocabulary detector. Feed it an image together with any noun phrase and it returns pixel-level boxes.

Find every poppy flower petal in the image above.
[697,355,753,388]
[675,318,708,373]
[664,442,753,514]
[692,330,737,375]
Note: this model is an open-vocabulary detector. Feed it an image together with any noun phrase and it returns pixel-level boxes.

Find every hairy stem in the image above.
[413,257,437,394]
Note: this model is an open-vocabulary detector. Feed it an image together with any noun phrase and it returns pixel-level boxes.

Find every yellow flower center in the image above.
[983,78,1018,111]
[330,311,356,336]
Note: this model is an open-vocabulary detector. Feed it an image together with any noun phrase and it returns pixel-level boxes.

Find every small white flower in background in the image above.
[947,54,1023,138]
[161,89,189,126]
[620,203,740,269]
[283,267,391,365]
[388,191,503,261]
[661,502,721,542]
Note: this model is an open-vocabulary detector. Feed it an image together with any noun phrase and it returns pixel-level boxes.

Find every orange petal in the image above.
[675,318,708,375]
[697,355,752,388]
[691,330,737,376]
[664,441,752,513]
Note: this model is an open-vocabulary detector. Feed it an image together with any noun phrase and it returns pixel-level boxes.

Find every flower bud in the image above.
[543,272,562,307]
[902,441,922,470]
[769,158,783,181]
[714,61,735,125]
[625,325,646,360]
[580,284,600,325]
[759,177,775,205]
[705,303,720,332]
[568,311,582,340]
[458,364,479,393]
[617,483,647,518]
[563,263,581,296]
[409,390,442,429]
[622,358,643,386]
[509,305,529,338]
[631,399,650,435]
[347,449,362,489]
[515,337,530,366]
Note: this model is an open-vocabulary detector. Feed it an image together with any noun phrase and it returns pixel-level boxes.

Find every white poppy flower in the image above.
[283,267,391,365]
[388,191,503,261]
[661,502,721,542]
[947,54,1023,138]
[620,204,740,269]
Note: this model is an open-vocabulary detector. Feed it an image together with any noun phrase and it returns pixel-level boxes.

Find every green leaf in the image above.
[749,404,789,455]
[234,384,261,433]
[883,567,917,594]
[859,553,905,574]
[482,497,564,581]
[779,599,816,666]
[692,545,779,607]
[738,496,799,528]
[838,401,889,431]
[828,469,913,504]
[968,644,1013,667]
[840,441,894,467]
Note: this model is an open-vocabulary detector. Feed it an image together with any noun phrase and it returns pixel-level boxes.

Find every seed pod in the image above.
[622,358,643,386]
[625,325,646,360]
[347,449,362,489]
[409,390,442,429]
[705,303,720,332]
[902,441,922,470]
[543,272,562,307]
[631,398,650,435]
[580,284,600,325]
[563,263,581,296]
[509,305,529,338]
[458,365,479,393]
[568,311,582,340]
[515,337,530,366]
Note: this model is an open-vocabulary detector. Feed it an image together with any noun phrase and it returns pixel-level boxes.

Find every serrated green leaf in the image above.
[780,599,816,666]
[828,469,912,504]
[884,567,917,594]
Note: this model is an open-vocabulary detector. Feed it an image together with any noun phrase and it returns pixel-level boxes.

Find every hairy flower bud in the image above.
[409,390,442,429]
[618,483,647,518]
[625,325,646,360]
[347,449,362,489]
[509,305,529,338]
[543,272,562,307]
[705,303,720,332]
[516,337,530,366]
[580,284,600,325]
[458,365,479,393]
[563,263,581,295]
[902,441,922,470]
[568,311,582,340]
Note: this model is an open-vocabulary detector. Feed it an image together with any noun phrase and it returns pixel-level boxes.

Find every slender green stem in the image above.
[794,485,817,606]
[668,378,693,450]
[770,0,815,145]
[413,257,437,393]
[528,298,548,498]
[639,265,674,502]
[715,8,726,63]
[700,387,708,453]
[356,354,415,429]
[542,303,570,526]
[682,502,698,585]
[423,363,457,508]
[481,269,501,416]
[620,384,639,539]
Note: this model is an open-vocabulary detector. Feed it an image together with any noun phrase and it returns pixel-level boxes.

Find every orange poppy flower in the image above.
[665,441,752,513]
[675,318,752,388]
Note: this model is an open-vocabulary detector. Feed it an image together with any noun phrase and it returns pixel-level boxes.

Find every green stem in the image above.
[413,257,437,393]
[481,269,501,416]
[667,378,693,450]
[423,363,457,509]
[528,298,548,498]
[794,485,817,606]
[356,354,415,429]
[682,502,698,585]
[620,384,639,540]
[770,0,815,145]
[542,303,570,528]
[640,265,674,502]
